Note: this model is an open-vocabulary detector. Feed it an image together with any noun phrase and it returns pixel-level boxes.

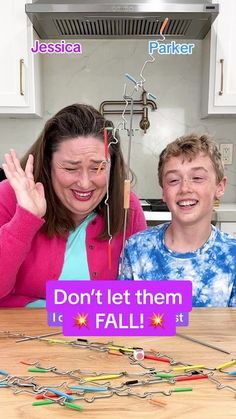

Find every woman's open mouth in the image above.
[72,190,93,201]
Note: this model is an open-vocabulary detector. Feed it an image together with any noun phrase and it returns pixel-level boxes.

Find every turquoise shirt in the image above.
[59,212,95,280]
[26,213,95,308]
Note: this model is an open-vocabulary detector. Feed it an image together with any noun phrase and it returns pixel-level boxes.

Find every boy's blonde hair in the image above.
[158,133,224,187]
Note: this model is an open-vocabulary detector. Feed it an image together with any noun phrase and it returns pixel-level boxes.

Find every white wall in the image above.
[0,39,236,201]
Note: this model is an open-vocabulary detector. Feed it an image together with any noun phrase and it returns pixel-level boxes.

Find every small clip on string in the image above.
[160,17,169,41]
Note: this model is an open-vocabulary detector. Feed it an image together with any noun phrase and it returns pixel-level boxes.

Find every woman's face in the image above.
[51,137,108,224]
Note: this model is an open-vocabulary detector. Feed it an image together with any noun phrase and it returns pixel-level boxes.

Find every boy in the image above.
[119,134,236,307]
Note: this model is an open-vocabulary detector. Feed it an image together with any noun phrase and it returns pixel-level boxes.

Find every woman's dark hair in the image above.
[21,103,129,239]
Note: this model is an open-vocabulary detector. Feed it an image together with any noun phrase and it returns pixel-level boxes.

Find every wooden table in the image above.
[0,308,235,418]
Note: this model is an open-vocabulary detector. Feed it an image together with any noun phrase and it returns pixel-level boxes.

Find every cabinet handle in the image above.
[20,59,25,96]
[219,58,224,96]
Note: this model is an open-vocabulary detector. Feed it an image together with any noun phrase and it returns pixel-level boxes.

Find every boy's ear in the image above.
[215,177,227,200]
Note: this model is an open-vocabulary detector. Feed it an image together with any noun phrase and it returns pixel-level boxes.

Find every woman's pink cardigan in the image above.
[0,181,146,307]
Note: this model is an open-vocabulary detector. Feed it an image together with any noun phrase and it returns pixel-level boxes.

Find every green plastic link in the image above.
[154,372,175,378]
[172,387,193,392]
[32,399,83,411]
[28,367,49,373]
[32,400,55,406]
[64,402,83,411]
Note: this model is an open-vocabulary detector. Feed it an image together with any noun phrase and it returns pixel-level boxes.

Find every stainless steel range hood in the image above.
[25,0,219,40]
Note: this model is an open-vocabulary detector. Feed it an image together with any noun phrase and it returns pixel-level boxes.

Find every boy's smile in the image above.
[177,198,198,209]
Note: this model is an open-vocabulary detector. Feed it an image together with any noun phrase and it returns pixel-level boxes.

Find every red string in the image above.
[108,241,112,270]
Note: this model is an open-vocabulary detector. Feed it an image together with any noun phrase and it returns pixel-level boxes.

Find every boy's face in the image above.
[162,152,226,226]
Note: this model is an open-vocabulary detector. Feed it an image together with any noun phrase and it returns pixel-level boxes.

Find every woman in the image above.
[0,103,146,307]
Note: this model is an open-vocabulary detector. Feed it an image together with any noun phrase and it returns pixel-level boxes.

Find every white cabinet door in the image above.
[0,0,42,116]
[219,222,236,238]
[202,0,236,116]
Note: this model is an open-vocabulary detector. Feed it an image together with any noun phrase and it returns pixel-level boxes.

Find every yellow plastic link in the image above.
[172,365,205,372]
[84,374,122,382]
[215,360,236,370]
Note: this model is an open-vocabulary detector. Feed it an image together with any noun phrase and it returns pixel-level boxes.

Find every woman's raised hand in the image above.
[2,149,47,218]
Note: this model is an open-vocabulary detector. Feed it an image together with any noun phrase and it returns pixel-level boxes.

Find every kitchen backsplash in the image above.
[0,39,236,202]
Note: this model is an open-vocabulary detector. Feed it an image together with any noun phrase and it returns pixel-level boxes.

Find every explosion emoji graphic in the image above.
[150,313,164,329]
[74,313,89,329]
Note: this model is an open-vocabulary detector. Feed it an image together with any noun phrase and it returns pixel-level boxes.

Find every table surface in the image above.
[0,308,235,418]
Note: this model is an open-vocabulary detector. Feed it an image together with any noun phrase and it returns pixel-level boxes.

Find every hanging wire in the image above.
[118,19,170,276]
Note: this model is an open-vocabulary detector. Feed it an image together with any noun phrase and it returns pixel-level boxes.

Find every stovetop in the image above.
[140,199,169,212]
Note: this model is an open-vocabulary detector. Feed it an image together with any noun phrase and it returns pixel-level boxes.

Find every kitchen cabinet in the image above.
[218,223,236,238]
[0,0,42,117]
[214,204,236,237]
[201,0,236,116]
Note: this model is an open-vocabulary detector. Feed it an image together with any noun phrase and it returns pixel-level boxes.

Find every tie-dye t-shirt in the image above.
[119,223,236,307]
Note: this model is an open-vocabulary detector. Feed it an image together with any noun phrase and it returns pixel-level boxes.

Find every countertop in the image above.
[144,203,236,223]
[144,211,171,221]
